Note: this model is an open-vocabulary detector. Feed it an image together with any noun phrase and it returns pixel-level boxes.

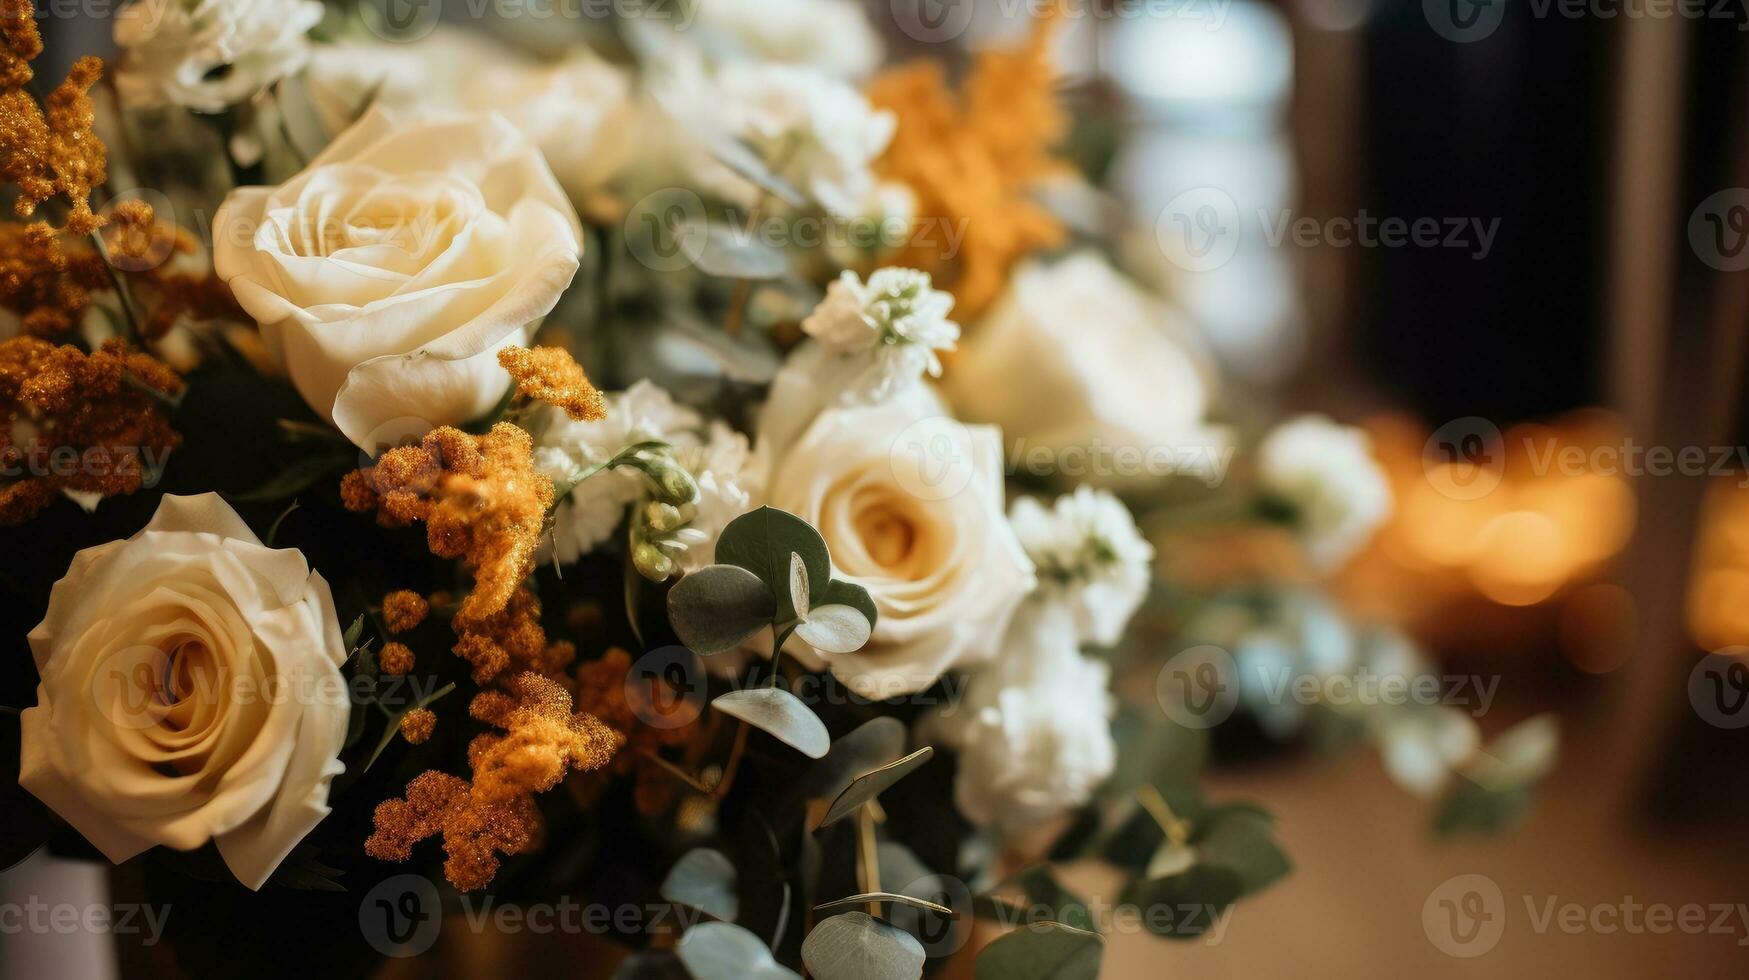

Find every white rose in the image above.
[113,0,325,112]
[1009,486,1153,647]
[18,494,349,890]
[306,30,635,201]
[213,105,584,450]
[923,604,1116,832]
[1256,414,1392,568]
[757,383,1035,698]
[942,252,1230,487]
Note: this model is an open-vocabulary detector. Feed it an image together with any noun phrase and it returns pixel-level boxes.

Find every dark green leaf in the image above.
[342,615,365,653]
[713,688,829,758]
[822,579,878,632]
[661,848,739,922]
[1127,864,1244,939]
[808,717,906,802]
[668,564,776,655]
[818,747,934,828]
[1194,807,1290,897]
[974,922,1104,980]
[801,911,926,980]
[1433,780,1536,837]
[715,507,830,623]
[365,682,456,772]
[1012,868,1097,934]
[811,892,955,918]
[233,452,349,502]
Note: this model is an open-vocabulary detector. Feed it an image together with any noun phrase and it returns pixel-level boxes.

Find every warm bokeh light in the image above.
[1686,480,1749,652]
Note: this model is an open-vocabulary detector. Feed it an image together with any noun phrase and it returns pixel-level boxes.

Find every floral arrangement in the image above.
[0,2,1557,976]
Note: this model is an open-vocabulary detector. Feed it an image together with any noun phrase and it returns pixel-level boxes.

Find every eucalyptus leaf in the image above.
[973,922,1104,980]
[669,564,776,655]
[1194,808,1290,897]
[694,221,790,280]
[1127,864,1244,939]
[1012,868,1096,934]
[808,717,906,802]
[716,507,829,623]
[801,911,926,980]
[822,580,878,632]
[713,688,830,758]
[789,552,811,620]
[709,138,806,207]
[676,922,800,980]
[794,604,873,655]
[661,848,740,922]
[818,747,934,828]
[810,892,955,918]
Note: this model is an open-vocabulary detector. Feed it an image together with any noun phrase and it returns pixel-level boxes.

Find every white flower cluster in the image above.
[924,605,1116,833]
[1010,486,1154,647]
[1256,413,1393,569]
[114,0,325,112]
[535,381,757,578]
[801,268,959,401]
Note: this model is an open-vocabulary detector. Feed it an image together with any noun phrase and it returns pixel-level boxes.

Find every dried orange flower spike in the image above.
[498,345,606,422]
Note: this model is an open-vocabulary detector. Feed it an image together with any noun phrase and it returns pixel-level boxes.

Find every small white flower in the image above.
[801,268,959,401]
[1256,414,1393,569]
[113,0,325,112]
[1009,487,1153,647]
[716,62,895,217]
[1378,707,1481,799]
[924,605,1116,832]
[538,382,756,570]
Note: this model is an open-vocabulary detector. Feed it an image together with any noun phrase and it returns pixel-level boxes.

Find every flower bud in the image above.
[632,541,675,581]
[643,501,685,534]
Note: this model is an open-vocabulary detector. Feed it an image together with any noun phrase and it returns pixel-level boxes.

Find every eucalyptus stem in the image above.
[1137,785,1191,847]
[89,229,144,342]
[857,805,881,915]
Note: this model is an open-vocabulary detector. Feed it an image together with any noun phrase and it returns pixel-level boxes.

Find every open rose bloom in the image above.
[19,495,348,890]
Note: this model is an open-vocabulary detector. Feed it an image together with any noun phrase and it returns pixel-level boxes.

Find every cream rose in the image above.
[942,252,1230,487]
[758,383,1035,698]
[18,494,349,890]
[113,0,325,112]
[213,105,584,450]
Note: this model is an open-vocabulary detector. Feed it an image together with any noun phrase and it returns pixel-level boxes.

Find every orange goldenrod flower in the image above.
[498,345,606,423]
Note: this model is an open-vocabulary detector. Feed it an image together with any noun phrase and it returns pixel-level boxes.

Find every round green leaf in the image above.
[973,922,1104,980]
[795,604,873,655]
[801,911,926,980]
[715,507,830,623]
[822,580,878,631]
[661,847,740,922]
[676,922,799,980]
[808,717,907,802]
[713,688,830,758]
[669,564,776,655]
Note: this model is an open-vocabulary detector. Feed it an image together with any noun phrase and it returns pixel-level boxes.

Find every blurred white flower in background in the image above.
[944,252,1230,487]
[114,0,325,112]
[305,28,635,202]
[686,0,884,79]
[1378,708,1482,799]
[536,381,755,574]
[1010,486,1154,646]
[924,605,1116,832]
[715,62,895,217]
[1256,413,1392,569]
[801,267,959,401]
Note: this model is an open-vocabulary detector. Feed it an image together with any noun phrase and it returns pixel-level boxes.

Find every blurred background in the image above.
[13,0,1749,976]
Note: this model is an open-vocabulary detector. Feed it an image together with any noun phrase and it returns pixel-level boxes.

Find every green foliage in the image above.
[974,922,1104,980]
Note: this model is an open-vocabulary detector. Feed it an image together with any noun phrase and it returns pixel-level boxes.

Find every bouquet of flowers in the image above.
[0,1,1556,976]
